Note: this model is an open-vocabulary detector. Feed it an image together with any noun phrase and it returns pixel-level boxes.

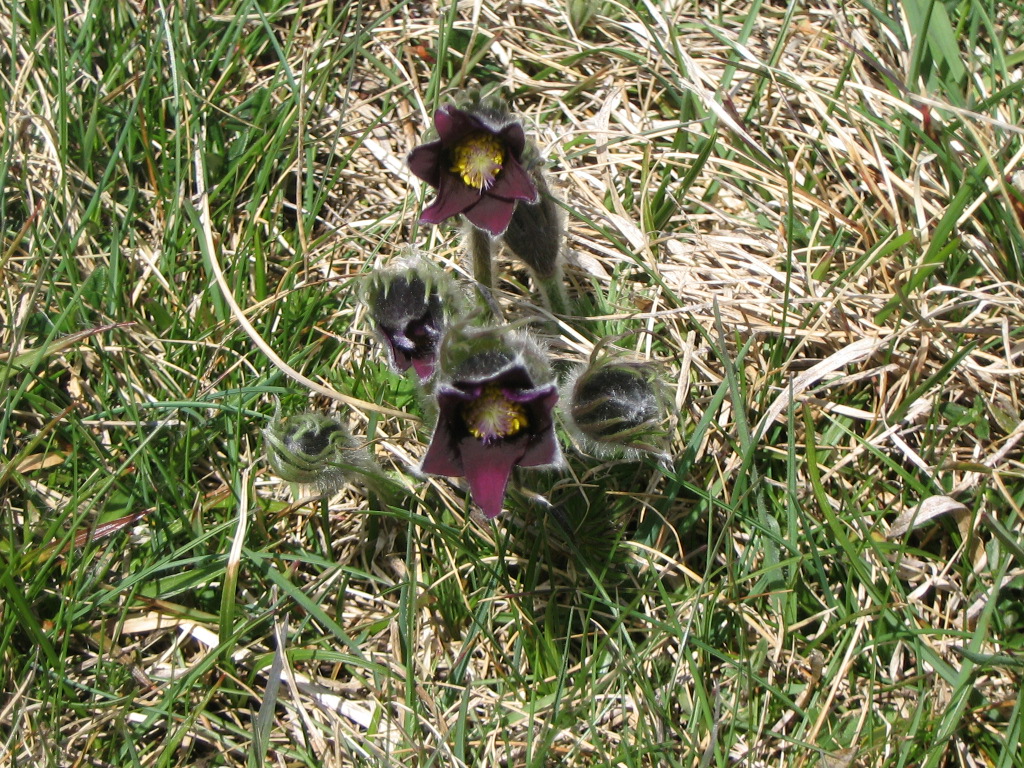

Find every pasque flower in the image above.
[407,102,539,236]
[264,410,377,493]
[420,326,561,518]
[364,259,464,381]
[565,352,670,459]
[501,163,564,280]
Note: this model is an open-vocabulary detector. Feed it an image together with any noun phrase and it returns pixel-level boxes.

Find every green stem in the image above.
[468,225,494,291]
[467,224,501,318]
[537,267,570,317]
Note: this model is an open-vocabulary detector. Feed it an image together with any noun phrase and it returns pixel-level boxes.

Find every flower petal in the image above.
[421,421,462,477]
[519,428,561,468]
[462,193,517,236]
[499,122,527,158]
[407,141,445,187]
[411,356,436,380]
[517,386,561,467]
[385,340,414,372]
[433,106,482,145]
[460,436,527,518]
[421,385,473,476]
[503,383,556,404]
[489,158,539,204]
[420,171,482,224]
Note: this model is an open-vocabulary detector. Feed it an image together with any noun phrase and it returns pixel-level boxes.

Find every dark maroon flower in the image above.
[408,105,539,236]
[420,331,561,518]
[364,260,464,381]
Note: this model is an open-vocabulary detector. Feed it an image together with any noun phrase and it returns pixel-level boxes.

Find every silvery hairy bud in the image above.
[565,351,670,459]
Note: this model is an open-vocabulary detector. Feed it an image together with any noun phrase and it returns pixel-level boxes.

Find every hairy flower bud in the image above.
[364,258,465,381]
[565,353,670,459]
[264,410,378,493]
[501,161,564,281]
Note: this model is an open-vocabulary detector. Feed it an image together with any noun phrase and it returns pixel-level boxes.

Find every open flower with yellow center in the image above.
[408,104,539,236]
[421,328,561,519]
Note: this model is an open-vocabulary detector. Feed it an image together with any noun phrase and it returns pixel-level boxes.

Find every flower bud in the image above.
[565,353,670,459]
[501,161,565,281]
[363,258,465,381]
[264,410,377,493]
[421,323,562,519]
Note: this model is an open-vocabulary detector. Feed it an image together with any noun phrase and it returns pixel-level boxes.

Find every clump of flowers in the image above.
[420,324,561,519]
[265,87,672,524]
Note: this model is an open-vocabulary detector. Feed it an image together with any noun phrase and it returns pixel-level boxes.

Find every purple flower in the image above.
[407,104,539,236]
[364,260,464,381]
[421,332,561,518]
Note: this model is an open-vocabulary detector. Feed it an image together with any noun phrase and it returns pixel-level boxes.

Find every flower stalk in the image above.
[467,224,495,293]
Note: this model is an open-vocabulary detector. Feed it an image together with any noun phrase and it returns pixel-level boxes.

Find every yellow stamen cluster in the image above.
[450,132,505,190]
[463,384,527,443]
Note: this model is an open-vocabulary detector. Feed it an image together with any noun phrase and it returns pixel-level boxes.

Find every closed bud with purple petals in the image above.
[364,258,465,381]
[501,158,564,281]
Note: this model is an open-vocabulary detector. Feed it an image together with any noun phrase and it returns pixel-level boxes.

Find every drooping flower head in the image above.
[420,324,561,518]
[264,410,378,493]
[500,161,570,313]
[565,351,671,460]
[407,95,539,237]
[364,258,465,381]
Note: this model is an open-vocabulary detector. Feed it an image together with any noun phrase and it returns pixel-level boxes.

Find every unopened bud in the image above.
[501,163,564,280]
[364,258,465,381]
[565,353,670,459]
[264,410,378,493]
